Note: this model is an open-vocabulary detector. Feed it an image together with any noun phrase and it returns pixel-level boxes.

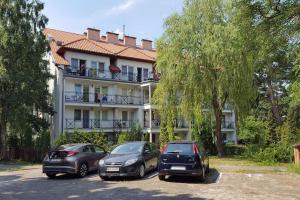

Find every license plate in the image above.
[106,167,119,172]
[171,166,186,170]
[50,159,62,162]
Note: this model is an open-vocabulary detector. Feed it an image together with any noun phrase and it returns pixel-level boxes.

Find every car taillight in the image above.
[193,144,199,155]
[161,144,168,153]
[66,151,79,157]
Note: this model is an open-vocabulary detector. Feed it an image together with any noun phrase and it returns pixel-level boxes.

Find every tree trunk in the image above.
[266,79,283,125]
[212,91,225,157]
[0,120,7,150]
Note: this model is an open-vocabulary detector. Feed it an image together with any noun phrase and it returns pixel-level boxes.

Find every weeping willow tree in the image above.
[153,0,256,156]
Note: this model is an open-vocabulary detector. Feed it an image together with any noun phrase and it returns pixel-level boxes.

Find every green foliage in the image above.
[224,144,246,156]
[238,116,269,146]
[117,125,143,144]
[153,0,256,156]
[243,143,294,164]
[55,130,108,150]
[35,131,50,150]
[0,0,53,149]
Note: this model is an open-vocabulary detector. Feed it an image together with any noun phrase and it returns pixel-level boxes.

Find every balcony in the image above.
[65,119,138,129]
[64,67,156,83]
[65,92,142,105]
[144,119,189,129]
[222,122,235,129]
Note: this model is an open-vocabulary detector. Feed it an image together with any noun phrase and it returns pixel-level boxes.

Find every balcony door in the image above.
[83,85,89,102]
[128,66,134,81]
[137,68,142,82]
[83,110,90,129]
[94,110,100,128]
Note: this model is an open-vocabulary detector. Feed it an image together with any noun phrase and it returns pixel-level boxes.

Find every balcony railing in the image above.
[222,122,235,129]
[144,119,189,129]
[64,67,157,83]
[65,119,138,129]
[65,92,142,105]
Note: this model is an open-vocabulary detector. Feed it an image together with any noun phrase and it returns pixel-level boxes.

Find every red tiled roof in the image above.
[43,28,156,65]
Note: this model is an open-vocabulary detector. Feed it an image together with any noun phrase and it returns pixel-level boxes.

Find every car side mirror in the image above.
[144,149,151,154]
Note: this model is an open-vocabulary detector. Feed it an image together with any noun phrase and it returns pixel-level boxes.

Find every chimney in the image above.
[106,32,119,44]
[141,39,152,50]
[87,28,100,41]
[124,35,136,47]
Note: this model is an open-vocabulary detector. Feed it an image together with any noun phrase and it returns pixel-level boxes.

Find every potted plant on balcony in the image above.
[89,68,97,77]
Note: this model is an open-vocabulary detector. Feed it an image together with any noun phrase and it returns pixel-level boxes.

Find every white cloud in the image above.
[104,0,137,16]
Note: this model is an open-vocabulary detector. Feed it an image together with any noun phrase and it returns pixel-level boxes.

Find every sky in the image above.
[42,0,183,44]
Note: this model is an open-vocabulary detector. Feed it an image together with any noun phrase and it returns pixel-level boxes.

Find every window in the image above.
[82,145,93,153]
[102,111,108,120]
[144,143,151,153]
[102,87,108,95]
[143,68,149,81]
[75,84,82,95]
[74,109,81,121]
[122,111,128,121]
[98,62,105,73]
[94,146,105,153]
[122,65,127,75]
[91,61,97,68]
[71,58,79,70]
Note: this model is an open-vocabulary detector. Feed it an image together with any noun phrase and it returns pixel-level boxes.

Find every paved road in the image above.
[0,165,300,200]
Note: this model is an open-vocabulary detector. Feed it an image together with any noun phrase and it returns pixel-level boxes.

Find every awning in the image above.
[109,64,121,73]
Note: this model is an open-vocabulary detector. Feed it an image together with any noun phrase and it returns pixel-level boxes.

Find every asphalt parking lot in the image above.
[0,165,300,200]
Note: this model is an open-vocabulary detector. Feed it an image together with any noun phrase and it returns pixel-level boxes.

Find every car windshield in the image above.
[165,143,193,154]
[57,144,80,151]
[111,143,143,154]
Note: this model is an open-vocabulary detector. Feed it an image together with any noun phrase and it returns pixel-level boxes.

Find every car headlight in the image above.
[99,159,105,166]
[124,158,138,166]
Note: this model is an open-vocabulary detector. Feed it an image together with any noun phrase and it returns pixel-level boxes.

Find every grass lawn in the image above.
[210,156,300,175]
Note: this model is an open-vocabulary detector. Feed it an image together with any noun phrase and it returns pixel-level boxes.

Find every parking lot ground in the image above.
[0,163,300,200]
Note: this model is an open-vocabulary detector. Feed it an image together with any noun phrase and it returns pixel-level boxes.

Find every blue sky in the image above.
[42,0,183,43]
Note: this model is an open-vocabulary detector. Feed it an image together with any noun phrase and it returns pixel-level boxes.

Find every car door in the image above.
[82,145,95,171]
[143,143,153,171]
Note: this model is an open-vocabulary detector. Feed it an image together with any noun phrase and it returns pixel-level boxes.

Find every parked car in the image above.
[158,141,209,182]
[98,141,159,180]
[43,143,107,178]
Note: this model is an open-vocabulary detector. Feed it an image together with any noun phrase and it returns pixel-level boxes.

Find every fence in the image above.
[0,148,48,162]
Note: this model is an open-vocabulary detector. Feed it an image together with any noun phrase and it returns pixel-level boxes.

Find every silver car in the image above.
[43,143,107,178]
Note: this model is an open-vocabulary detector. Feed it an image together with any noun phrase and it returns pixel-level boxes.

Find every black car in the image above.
[43,143,107,178]
[158,141,209,182]
[99,141,159,179]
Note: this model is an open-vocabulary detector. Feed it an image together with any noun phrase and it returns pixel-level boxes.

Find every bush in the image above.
[224,144,246,156]
[117,125,143,144]
[242,143,294,164]
[55,130,108,151]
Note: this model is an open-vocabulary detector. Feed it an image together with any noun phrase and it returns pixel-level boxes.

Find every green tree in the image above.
[0,0,52,149]
[153,0,256,156]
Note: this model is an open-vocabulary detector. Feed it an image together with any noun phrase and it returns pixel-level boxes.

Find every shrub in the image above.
[55,130,108,151]
[224,144,246,156]
[117,125,143,144]
[243,143,294,164]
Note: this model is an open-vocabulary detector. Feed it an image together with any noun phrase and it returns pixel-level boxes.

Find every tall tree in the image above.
[153,0,256,156]
[239,0,300,140]
[0,0,52,149]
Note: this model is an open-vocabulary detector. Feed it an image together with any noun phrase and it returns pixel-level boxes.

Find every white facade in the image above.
[48,37,237,145]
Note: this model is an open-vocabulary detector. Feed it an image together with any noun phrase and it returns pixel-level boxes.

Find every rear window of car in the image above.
[165,143,193,154]
[57,145,81,151]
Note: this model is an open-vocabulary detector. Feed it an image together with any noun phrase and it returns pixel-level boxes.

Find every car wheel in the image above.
[138,164,145,178]
[46,173,56,178]
[77,163,88,178]
[158,175,165,181]
[199,167,206,182]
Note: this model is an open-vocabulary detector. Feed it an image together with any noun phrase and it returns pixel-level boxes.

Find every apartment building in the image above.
[45,27,237,145]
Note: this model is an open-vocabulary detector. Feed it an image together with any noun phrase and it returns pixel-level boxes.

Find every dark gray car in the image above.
[43,143,107,178]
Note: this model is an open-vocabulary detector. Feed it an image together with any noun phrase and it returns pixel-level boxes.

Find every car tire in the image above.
[77,163,88,178]
[199,167,206,183]
[46,173,56,178]
[138,164,145,178]
[158,175,165,181]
